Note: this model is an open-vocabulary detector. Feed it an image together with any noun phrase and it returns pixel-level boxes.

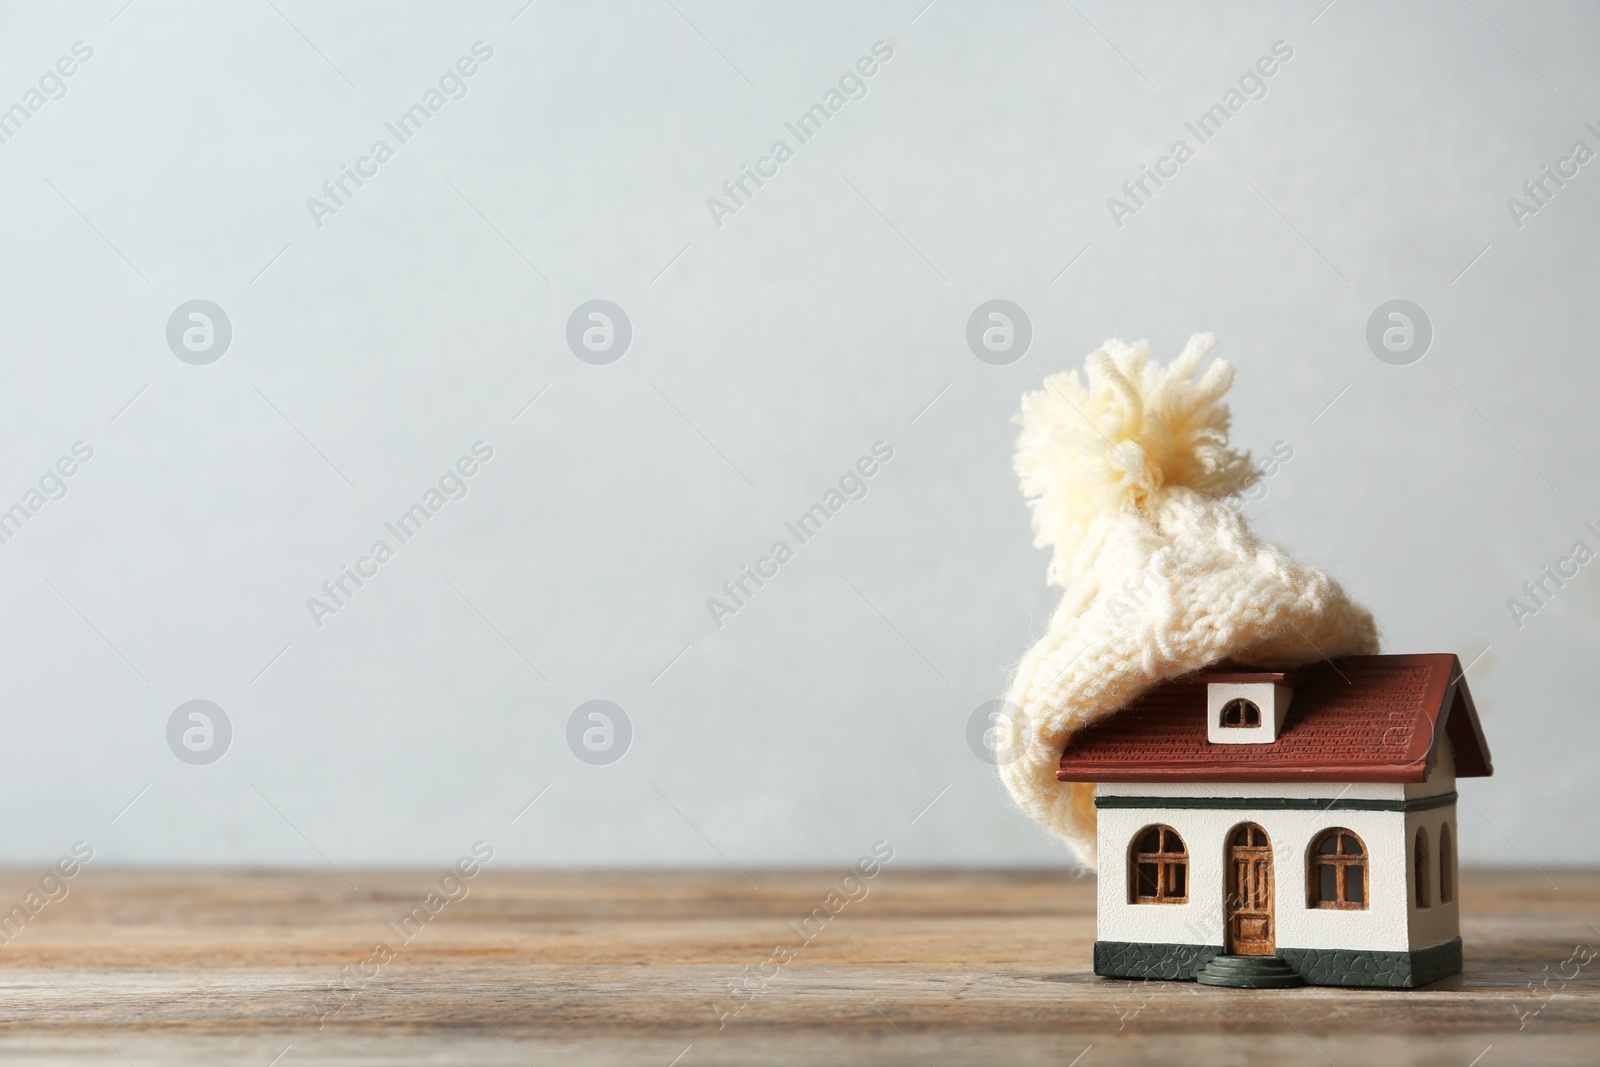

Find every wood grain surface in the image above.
[0,866,1594,1065]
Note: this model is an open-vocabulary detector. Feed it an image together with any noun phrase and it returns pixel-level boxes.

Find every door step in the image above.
[1197,954,1306,988]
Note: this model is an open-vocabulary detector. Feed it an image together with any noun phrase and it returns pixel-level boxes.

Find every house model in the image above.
[1060,653,1493,988]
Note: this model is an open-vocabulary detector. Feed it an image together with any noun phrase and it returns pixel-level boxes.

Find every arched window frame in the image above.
[1219,698,1261,728]
[1414,827,1431,909]
[1439,823,1454,904]
[1308,828,1368,910]
[1129,825,1188,904]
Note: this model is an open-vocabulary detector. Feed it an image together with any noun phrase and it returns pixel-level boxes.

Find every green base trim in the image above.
[1094,940,1221,980]
[1095,791,1456,813]
[1277,938,1461,988]
[1094,938,1462,987]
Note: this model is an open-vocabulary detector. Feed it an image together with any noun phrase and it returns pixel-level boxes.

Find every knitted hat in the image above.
[998,334,1378,867]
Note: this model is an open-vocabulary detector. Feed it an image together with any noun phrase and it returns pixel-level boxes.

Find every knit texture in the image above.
[998,335,1379,867]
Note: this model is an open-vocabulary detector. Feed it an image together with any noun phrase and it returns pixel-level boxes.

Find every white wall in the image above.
[1406,809,1462,950]
[1097,765,1457,952]
[0,2,1595,868]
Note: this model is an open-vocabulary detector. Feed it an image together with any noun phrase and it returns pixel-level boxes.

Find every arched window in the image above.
[1309,828,1367,909]
[1415,828,1430,909]
[1220,698,1261,728]
[1439,824,1454,904]
[1129,825,1188,904]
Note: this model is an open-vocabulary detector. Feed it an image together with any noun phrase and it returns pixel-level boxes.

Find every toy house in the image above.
[1060,653,1493,988]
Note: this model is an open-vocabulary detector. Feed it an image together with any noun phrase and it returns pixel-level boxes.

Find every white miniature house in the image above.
[1059,654,1492,988]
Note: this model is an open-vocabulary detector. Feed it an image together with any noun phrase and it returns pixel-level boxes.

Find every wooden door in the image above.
[1226,824,1274,955]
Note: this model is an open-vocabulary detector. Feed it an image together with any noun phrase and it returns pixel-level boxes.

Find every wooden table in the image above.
[0,867,1594,1065]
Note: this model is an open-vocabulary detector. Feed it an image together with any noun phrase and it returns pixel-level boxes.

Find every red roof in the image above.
[1056,654,1492,784]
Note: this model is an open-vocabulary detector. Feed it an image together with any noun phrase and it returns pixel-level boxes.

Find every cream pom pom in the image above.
[1014,333,1259,586]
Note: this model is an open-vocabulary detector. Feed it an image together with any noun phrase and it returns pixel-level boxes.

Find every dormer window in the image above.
[1199,669,1302,745]
[1220,699,1261,728]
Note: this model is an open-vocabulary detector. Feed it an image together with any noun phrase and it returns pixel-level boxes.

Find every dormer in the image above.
[1199,669,1304,745]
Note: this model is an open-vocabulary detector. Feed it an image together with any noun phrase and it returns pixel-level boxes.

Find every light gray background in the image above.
[1,0,1594,870]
